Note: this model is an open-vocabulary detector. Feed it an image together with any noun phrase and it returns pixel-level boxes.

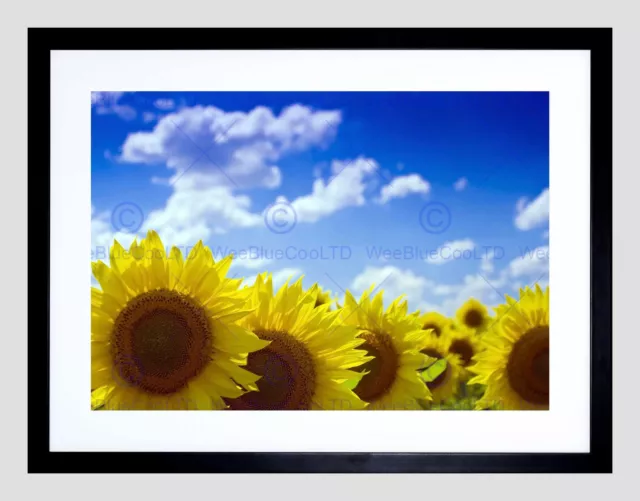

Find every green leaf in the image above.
[421,359,447,382]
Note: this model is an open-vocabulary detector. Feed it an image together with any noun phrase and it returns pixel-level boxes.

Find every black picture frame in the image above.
[29,27,612,473]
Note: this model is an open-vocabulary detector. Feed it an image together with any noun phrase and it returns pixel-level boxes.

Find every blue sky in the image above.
[91,91,549,315]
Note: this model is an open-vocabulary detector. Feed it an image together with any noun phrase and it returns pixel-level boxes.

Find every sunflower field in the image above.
[91,231,550,411]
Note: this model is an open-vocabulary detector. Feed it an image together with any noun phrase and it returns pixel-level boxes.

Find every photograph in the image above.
[28,25,612,473]
[91,91,550,412]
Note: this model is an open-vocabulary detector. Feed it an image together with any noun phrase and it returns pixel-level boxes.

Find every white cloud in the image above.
[92,92,136,121]
[348,264,508,316]
[509,245,549,279]
[283,157,378,223]
[431,247,549,314]
[271,268,304,288]
[453,177,468,191]
[119,104,341,190]
[480,248,496,274]
[141,156,385,243]
[351,243,548,316]
[425,239,475,265]
[115,104,353,244]
[142,112,157,123]
[515,188,549,231]
[350,265,434,306]
[91,92,122,107]
[91,206,141,260]
[135,155,385,244]
[141,186,262,246]
[435,273,510,315]
[154,98,175,110]
[240,267,303,288]
[415,300,443,313]
[376,174,430,204]
[516,196,528,213]
[230,255,273,271]
[432,284,459,296]
[430,247,549,315]
[251,268,303,289]
[439,248,548,311]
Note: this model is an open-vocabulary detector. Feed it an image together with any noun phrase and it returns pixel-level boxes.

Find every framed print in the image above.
[29,28,612,473]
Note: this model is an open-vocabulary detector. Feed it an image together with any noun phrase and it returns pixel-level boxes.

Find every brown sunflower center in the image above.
[228,330,316,410]
[111,289,212,395]
[353,331,398,402]
[422,323,441,337]
[421,348,450,390]
[507,325,549,405]
[449,339,474,367]
[464,309,484,328]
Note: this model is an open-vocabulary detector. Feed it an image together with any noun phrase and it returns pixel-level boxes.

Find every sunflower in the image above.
[445,324,483,379]
[469,285,549,410]
[419,331,464,405]
[226,274,371,410]
[456,298,492,333]
[418,311,452,338]
[312,284,335,309]
[341,289,435,410]
[91,231,269,410]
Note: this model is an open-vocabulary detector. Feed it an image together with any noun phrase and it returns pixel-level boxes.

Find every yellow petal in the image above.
[213,324,271,354]
[91,261,128,305]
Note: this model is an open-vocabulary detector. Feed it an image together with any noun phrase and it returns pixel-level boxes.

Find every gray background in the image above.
[1,0,633,495]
